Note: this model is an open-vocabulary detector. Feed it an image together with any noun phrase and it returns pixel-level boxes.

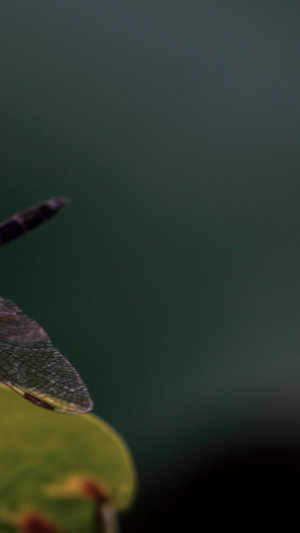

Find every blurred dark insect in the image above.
[0,198,93,414]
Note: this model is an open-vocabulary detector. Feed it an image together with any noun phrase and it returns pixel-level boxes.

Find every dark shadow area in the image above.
[121,442,300,531]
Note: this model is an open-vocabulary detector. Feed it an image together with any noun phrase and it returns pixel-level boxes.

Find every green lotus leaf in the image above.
[0,385,136,532]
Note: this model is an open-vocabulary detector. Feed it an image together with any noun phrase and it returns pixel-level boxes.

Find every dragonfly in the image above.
[0,197,93,414]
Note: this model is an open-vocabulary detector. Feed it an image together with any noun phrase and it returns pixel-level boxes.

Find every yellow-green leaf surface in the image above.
[0,385,136,532]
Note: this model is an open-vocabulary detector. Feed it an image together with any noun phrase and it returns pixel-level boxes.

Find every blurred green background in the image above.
[1,2,300,530]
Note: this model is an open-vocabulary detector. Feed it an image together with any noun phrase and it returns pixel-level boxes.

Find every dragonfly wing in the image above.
[0,297,93,414]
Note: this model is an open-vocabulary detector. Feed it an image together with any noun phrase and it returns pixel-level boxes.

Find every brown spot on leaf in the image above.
[16,511,60,533]
[79,478,110,503]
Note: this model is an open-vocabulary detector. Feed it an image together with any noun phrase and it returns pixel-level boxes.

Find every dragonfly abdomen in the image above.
[0,196,69,246]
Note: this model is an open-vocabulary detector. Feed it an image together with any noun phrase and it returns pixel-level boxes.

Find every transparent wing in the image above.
[0,297,93,414]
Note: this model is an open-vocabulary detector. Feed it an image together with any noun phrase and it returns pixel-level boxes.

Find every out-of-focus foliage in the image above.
[0,385,136,532]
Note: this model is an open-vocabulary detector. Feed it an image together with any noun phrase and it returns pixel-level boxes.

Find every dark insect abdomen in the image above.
[0,197,68,246]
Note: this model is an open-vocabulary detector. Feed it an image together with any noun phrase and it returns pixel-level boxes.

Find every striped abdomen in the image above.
[0,197,69,247]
